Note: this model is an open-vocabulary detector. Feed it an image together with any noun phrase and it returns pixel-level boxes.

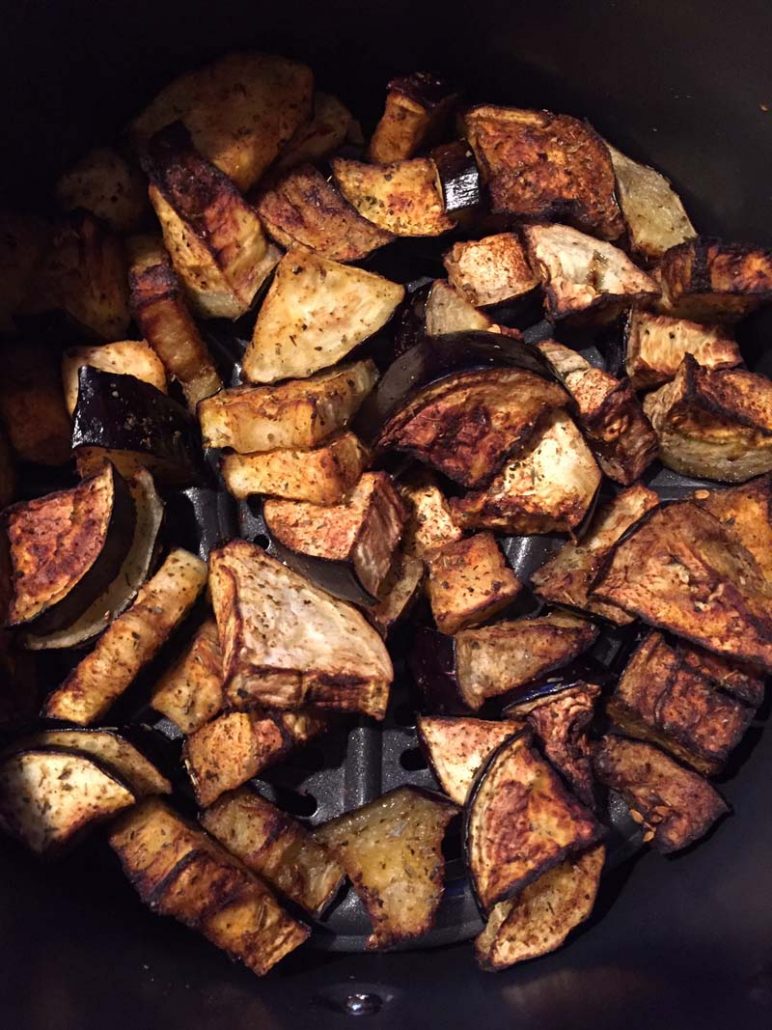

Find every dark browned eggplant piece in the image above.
[431,141,483,215]
[416,715,524,804]
[369,72,458,164]
[624,307,741,390]
[443,233,537,307]
[72,367,204,487]
[692,476,772,583]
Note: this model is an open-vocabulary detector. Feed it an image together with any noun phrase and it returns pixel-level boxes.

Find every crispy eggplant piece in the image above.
[199,360,377,453]
[643,356,772,482]
[332,156,455,237]
[530,483,660,624]
[606,144,695,261]
[55,147,147,232]
[450,410,601,533]
[593,736,728,853]
[367,552,425,637]
[475,843,605,971]
[426,532,522,635]
[693,476,772,582]
[466,731,601,911]
[592,500,772,670]
[274,91,354,170]
[432,140,483,215]
[676,641,765,709]
[131,52,313,191]
[256,164,394,261]
[654,237,772,322]
[624,308,741,390]
[0,212,48,333]
[398,470,463,559]
[416,716,524,805]
[151,618,224,734]
[368,72,457,164]
[263,472,406,602]
[424,280,495,335]
[200,788,345,916]
[243,247,403,383]
[443,233,537,307]
[44,549,207,725]
[4,463,135,632]
[463,106,623,240]
[314,786,457,949]
[62,341,167,416]
[0,341,73,465]
[209,540,392,718]
[524,223,659,320]
[109,799,309,975]
[128,234,222,409]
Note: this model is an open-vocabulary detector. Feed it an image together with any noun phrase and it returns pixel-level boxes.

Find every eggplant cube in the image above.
[56,146,147,233]
[398,470,464,559]
[152,618,224,734]
[624,308,741,390]
[273,91,355,171]
[368,72,457,164]
[443,233,537,308]
[417,715,525,805]
[424,280,495,336]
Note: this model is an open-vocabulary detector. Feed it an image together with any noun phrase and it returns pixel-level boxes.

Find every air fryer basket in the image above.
[1,1,771,1028]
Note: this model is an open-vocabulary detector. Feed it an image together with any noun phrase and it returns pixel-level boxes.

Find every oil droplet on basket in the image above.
[341,992,383,1016]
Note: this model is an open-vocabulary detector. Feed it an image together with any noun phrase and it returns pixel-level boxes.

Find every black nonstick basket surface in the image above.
[1,1,771,1028]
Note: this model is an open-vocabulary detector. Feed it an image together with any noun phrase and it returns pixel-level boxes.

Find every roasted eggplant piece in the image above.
[200,788,345,917]
[624,307,741,390]
[465,730,601,911]
[463,105,624,240]
[128,234,222,410]
[606,631,756,775]
[643,356,772,482]
[593,736,728,853]
[255,164,394,261]
[242,247,403,383]
[368,72,457,164]
[426,532,523,635]
[591,500,772,670]
[676,641,765,709]
[55,146,147,232]
[44,549,208,725]
[416,715,524,805]
[4,462,135,633]
[523,223,659,320]
[431,140,483,215]
[398,470,464,559]
[530,482,660,624]
[62,341,168,416]
[199,360,378,453]
[263,472,406,603]
[273,91,355,171]
[332,156,455,237]
[424,280,495,335]
[151,618,224,734]
[443,233,537,307]
[109,799,309,975]
[72,367,204,486]
[366,552,425,637]
[130,52,313,191]
[654,237,772,322]
[314,787,457,949]
[474,843,605,971]
[693,476,772,582]
[0,341,73,465]
[209,540,393,719]
[606,144,696,261]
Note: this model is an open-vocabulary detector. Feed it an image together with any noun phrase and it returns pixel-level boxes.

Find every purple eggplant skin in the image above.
[388,71,457,108]
[409,625,469,715]
[432,141,482,215]
[501,659,610,714]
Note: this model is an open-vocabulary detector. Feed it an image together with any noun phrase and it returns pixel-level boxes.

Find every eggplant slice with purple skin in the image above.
[431,140,483,215]
[368,72,458,164]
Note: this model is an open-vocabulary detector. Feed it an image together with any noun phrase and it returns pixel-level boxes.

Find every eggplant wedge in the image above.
[524,223,659,320]
[199,360,377,453]
[593,736,728,853]
[475,843,605,971]
[44,549,208,725]
[109,799,309,976]
[200,787,345,917]
[332,156,455,237]
[209,540,393,718]
[0,747,136,855]
[654,237,772,322]
[606,631,756,775]
[314,787,458,949]
[624,307,741,390]
[536,341,657,485]
[591,500,772,670]
[416,715,525,805]
[128,234,222,410]
[55,146,147,233]
[151,618,224,734]
[368,72,457,163]
[530,483,660,624]
[221,432,368,505]
[130,51,314,191]
[443,233,537,308]
[367,552,425,637]
[72,367,204,486]
[0,341,73,465]
[398,470,464,559]
[432,140,483,215]
[62,340,168,416]
[424,280,495,335]
[242,247,403,383]
[606,144,696,261]
[274,91,355,171]
[693,476,772,582]
[643,356,772,482]
[463,105,624,240]
[255,164,394,261]
[263,472,406,602]
[465,730,601,911]
[4,462,135,633]
[426,532,523,635]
